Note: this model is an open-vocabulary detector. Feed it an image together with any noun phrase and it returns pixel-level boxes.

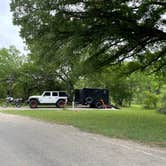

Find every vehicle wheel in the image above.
[85,97,93,104]
[15,102,22,108]
[95,101,103,109]
[56,100,65,108]
[29,100,38,108]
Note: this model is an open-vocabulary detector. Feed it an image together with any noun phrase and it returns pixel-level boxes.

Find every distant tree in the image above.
[0,46,24,97]
[11,0,166,72]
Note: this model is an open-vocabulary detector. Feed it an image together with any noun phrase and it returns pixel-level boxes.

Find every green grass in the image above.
[1,106,166,147]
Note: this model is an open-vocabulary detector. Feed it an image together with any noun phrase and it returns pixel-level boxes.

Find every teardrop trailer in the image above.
[74,88,110,108]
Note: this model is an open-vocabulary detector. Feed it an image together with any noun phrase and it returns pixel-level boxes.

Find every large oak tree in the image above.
[11,0,166,71]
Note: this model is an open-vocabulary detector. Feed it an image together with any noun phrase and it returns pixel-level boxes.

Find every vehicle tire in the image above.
[85,97,93,104]
[89,103,95,108]
[29,100,38,108]
[56,100,65,108]
[95,101,103,109]
[15,102,22,108]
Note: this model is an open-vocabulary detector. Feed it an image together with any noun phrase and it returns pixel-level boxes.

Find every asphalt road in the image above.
[0,113,166,166]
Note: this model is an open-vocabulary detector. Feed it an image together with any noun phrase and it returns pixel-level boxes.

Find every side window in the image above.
[59,92,67,97]
[52,92,58,96]
[43,92,51,96]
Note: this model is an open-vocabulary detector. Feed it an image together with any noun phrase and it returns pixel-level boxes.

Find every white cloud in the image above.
[0,0,27,54]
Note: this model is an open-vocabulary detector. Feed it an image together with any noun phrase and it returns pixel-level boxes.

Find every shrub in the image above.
[160,94,166,107]
[157,107,166,114]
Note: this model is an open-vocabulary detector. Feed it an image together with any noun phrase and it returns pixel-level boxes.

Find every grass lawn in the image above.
[1,106,166,147]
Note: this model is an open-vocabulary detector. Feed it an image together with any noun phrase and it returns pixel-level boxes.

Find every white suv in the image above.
[28,91,68,108]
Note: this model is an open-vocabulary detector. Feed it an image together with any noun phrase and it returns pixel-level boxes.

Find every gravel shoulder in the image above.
[0,112,166,166]
[0,106,115,111]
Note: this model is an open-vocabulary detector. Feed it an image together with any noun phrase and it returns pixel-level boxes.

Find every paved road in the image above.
[0,113,165,166]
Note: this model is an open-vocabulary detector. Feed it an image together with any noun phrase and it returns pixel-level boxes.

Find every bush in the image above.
[160,94,166,107]
[157,107,166,114]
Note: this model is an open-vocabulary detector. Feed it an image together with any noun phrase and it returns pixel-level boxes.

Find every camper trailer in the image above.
[74,88,109,108]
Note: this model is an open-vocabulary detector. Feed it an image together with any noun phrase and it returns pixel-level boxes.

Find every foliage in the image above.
[0,46,24,97]
[129,71,165,105]
[10,0,166,72]
[157,107,166,114]
[2,106,166,146]
[143,91,159,109]
[161,93,166,107]
[157,94,166,114]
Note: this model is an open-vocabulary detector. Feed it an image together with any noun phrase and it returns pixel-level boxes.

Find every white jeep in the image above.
[28,91,68,108]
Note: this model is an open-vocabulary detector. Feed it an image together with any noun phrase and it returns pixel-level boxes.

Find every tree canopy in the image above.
[11,0,166,72]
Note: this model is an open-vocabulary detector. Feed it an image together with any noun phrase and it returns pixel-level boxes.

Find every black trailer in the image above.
[74,88,109,108]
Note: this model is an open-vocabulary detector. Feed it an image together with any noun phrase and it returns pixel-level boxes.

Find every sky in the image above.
[0,0,27,54]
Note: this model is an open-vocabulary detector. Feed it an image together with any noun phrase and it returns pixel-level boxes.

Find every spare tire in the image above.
[85,97,93,104]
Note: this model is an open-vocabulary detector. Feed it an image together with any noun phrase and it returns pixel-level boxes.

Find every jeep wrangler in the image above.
[28,91,68,108]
